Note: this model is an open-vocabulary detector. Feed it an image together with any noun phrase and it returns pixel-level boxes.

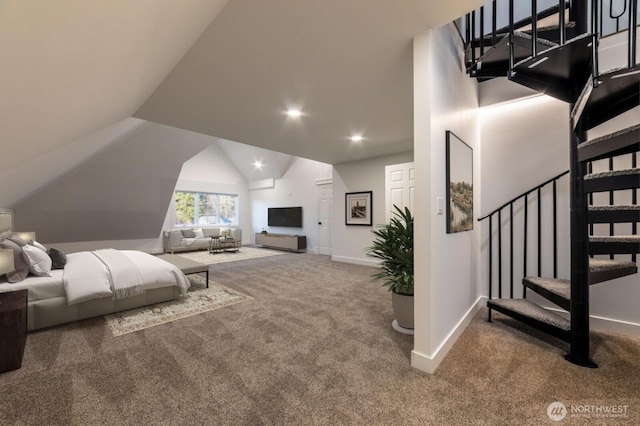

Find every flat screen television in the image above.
[268,207,303,227]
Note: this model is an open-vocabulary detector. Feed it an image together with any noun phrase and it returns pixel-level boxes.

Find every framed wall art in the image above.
[345,191,372,226]
[446,131,473,233]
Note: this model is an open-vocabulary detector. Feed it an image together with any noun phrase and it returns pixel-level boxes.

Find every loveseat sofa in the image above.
[163,226,242,254]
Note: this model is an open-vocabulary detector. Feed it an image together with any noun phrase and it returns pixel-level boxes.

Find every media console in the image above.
[255,233,306,252]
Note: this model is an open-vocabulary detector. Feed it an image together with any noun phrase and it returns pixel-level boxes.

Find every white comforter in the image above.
[63,250,190,305]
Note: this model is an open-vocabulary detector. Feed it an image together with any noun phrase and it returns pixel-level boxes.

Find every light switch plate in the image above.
[437,197,444,214]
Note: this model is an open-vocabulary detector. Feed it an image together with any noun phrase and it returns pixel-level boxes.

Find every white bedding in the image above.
[0,250,190,305]
[0,270,65,301]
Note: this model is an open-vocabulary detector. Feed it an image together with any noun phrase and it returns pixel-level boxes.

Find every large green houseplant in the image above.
[366,205,414,331]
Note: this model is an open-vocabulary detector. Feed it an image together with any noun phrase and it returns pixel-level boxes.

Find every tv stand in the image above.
[255,233,306,252]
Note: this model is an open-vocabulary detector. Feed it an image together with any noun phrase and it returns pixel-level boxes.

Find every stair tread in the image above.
[573,64,640,130]
[524,276,570,301]
[510,33,593,103]
[489,298,570,331]
[578,123,640,149]
[584,168,640,180]
[512,30,558,48]
[589,205,640,212]
[590,235,640,243]
[589,257,637,271]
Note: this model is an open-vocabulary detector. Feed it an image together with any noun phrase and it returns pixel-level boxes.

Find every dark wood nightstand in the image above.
[0,289,28,373]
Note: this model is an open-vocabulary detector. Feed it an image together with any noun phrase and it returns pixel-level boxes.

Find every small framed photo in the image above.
[345,191,372,226]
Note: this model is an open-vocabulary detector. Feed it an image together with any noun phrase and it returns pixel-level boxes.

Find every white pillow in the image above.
[22,244,52,277]
[31,240,47,252]
[193,228,205,238]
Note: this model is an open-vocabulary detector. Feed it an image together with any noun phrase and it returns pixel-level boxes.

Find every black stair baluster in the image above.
[488,216,493,322]
[480,6,485,57]
[492,0,497,46]
[588,162,594,239]
[538,187,542,277]
[524,194,528,298]
[630,0,638,67]
[592,0,600,88]
[532,0,538,57]
[498,209,503,299]
[471,10,477,67]
[559,0,566,44]
[509,0,515,77]
[510,203,514,298]
[633,152,638,263]
[553,179,558,278]
[465,14,471,51]
[609,157,615,260]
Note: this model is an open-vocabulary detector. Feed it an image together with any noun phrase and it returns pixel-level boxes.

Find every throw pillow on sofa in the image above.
[181,229,196,238]
[193,228,205,238]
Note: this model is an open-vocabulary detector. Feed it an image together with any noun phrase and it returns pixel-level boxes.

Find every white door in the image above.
[385,162,415,222]
[317,183,333,255]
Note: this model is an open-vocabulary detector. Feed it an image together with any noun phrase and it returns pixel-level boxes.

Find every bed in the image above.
[0,209,190,331]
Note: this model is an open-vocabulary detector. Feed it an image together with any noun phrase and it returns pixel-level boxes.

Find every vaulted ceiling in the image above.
[1,0,485,207]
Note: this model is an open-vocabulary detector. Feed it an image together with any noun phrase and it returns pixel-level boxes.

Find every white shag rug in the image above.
[176,245,284,265]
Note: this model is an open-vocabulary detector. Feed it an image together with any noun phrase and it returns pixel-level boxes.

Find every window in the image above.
[174,191,238,226]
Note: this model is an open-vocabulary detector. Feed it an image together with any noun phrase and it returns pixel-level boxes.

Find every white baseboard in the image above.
[411,296,486,374]
[544,306,640,338]
[331,255,379,267]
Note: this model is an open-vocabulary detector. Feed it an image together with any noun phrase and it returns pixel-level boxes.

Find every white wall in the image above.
[249,157,332,252]
[332,152,414,266]
[162,143,251,244]
[411,23,481,374]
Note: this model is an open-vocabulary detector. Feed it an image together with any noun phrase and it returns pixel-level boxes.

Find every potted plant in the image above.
[366,205,414,332]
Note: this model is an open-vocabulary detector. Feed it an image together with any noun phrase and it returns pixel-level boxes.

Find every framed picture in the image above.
[446,131,473,233]
[345,191,372,226]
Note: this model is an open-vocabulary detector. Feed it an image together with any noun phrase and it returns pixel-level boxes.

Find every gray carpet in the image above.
[1,253,639,425]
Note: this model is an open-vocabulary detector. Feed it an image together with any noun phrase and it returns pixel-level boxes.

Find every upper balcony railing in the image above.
[458,0,639,49]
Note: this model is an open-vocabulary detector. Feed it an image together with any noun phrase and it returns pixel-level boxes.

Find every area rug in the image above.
[176,245,284,265]
[105,275,251,336]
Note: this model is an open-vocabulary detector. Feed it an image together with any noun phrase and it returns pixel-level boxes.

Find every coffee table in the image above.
[156,254,210,288]
[209,237,241,254]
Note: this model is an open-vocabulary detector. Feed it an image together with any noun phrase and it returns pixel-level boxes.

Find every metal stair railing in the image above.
[459,0,639,71]
[478,171,569,322]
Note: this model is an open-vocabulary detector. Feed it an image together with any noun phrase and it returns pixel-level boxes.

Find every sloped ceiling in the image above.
[1,1,486,213]
[135,0,486,164]
[0,0,228,175]
[217,139,293,182]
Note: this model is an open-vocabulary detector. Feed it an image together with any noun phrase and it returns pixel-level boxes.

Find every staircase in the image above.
[468,0,640,367]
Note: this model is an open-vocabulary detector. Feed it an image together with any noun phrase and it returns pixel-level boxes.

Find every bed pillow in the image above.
[31,240,47,252]
[22,244,52,277]
[7,236,28,247]
[0,239,29,283]
[47,247,67,270]
[192,228,205,238]
[181,229,196,238]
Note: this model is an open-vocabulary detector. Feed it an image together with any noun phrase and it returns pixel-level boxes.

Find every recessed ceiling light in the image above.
[253,160,263,170]
[286,109,302,118]
[350,135,363,142]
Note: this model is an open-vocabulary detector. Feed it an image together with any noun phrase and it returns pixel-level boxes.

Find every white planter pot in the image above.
[391,291,414,329]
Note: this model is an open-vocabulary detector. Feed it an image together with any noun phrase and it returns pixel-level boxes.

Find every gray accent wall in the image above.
[13,123,214,244]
